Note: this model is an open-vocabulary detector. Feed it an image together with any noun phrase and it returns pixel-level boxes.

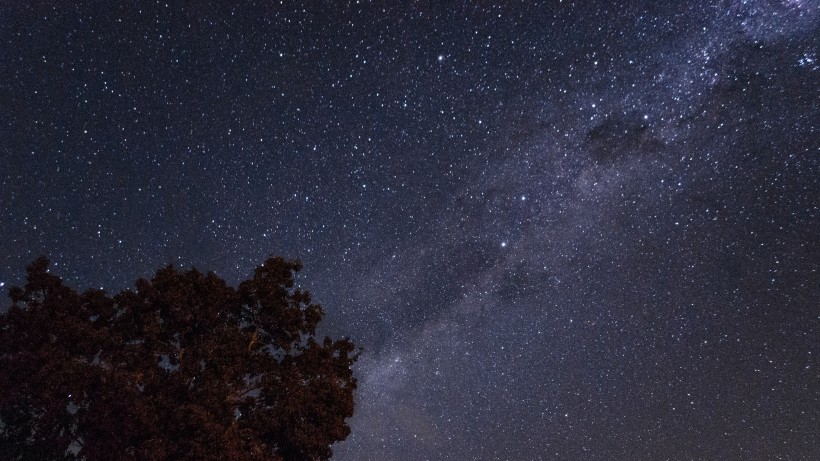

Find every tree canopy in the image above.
[0,257,359,460]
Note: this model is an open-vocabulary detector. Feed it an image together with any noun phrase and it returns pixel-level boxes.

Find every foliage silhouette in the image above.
[0,257,358,460]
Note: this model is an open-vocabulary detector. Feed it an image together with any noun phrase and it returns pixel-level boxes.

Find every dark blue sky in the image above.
[2,2,818,459]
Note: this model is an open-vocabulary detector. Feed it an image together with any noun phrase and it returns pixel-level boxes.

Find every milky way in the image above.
[2,2,818,459]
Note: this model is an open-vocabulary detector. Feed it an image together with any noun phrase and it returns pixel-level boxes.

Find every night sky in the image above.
[2,2,819,460]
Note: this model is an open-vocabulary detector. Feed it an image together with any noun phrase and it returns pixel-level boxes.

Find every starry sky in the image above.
[1,1,818,459]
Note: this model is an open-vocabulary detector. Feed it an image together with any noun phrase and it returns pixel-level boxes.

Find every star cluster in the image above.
[1,2,818,460]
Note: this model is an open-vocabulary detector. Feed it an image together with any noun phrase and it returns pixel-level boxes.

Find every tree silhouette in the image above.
[0,257,359,460]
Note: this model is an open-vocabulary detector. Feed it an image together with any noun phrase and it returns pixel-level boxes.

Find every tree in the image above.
[0,257,359,460]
